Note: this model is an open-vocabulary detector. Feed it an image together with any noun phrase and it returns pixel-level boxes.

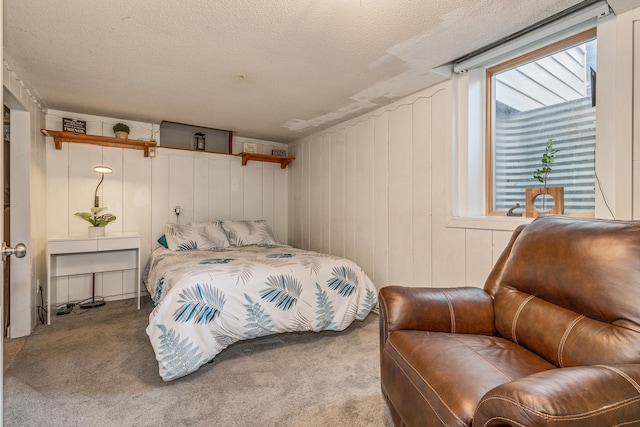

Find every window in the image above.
[486,29,597,216]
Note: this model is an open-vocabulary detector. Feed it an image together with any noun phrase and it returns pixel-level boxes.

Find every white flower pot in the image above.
[88,226,106,237]
[114,131,129,139]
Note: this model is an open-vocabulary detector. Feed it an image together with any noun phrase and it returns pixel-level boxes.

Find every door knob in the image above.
[2,242,26,261]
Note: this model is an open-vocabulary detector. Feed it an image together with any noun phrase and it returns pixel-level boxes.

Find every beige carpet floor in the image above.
[3,297,392,426]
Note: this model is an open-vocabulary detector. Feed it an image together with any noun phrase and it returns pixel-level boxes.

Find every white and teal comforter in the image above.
[145,244,378,381]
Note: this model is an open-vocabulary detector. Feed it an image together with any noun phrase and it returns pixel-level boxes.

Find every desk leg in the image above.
[137,248,141,310]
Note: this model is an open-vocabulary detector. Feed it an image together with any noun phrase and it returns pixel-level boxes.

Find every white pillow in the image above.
[191,222,231,250]
[165,222,230,251]
[221,220,276,246]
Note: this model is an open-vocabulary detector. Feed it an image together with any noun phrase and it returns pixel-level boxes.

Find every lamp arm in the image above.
[94,174,105,207]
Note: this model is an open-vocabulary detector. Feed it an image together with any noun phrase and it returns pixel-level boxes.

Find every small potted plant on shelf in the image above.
[113,123,130,139]
[75,207,117,237]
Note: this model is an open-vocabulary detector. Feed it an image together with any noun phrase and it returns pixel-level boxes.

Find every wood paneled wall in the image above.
[45,111,288,305]
[288,82,515,290]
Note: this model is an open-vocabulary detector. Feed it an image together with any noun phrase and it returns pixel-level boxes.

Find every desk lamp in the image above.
[93,165,113,207]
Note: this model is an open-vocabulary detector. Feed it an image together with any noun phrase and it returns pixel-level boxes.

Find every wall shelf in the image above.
[237,152,295,169]
[42,129,157,157]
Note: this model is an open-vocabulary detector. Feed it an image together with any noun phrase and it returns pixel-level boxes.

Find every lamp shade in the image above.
[93,166,113,174]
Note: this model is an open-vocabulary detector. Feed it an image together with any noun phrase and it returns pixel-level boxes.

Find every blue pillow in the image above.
[157,234,168,248]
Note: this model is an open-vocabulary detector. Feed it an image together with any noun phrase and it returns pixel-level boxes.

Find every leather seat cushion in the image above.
[382,330,556,427]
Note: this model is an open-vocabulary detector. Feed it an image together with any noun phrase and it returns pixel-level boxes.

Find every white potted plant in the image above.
[75,207,116,237]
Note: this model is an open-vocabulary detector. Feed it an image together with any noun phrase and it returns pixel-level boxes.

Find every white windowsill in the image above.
[446,216,533,231]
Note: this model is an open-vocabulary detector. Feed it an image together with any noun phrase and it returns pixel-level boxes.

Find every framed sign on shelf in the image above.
[62,118,86,134]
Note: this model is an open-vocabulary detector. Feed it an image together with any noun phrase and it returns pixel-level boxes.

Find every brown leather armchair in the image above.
[379,216,640,426]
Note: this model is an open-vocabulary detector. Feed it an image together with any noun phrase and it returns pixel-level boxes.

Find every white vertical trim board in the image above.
[309,139,323,253]
[354,119,375,281]
[330,131,346,258]
[321,134,332,254]
[411,97,432,286]
[373,113,390,286]
[388,104,414,285]
[344,126,357,261]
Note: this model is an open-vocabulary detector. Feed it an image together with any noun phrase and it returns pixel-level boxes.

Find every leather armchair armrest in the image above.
[378,286,495,346]
[475,364,640,426]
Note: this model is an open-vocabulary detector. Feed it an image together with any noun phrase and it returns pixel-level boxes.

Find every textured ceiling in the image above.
[4,0,590,143]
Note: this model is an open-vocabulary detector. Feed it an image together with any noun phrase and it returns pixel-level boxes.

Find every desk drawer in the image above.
[48,239,98,254]
[52,250,138,276]
[98,237,140,251]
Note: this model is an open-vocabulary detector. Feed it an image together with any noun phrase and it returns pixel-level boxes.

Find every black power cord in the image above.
[37,288,47,324]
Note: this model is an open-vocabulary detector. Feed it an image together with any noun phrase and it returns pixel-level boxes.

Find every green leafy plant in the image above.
[533,139,559,211]
[74,207,116,227]
[112,123,130,133]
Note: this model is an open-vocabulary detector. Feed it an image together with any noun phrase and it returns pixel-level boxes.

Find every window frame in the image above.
[484,28,597,217]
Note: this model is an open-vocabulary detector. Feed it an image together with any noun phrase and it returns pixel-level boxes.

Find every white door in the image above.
[0,90,4,427]
[635,20,640,219]
[0,113,26,425]
[1,3,5,419]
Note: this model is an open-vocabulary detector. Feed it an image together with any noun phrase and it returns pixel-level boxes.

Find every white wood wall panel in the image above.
[261,164,275,231]
[46,143,70,237]
[193,157,210,221]
[310,139,323,252]
[169,154,195,224]
[208,157,232,221]
[288,145,302,245]
[243,160,264,220]
[322,134,332,254]
[344,127,357,261]
[355,119,375,279]
[272,166,288,243]
[330,131,346,257]
[229,161,244,221]
[151,153,171,237]
[45,111,288,306]
[331,130,346,256]
[465,229,493,287]
[388,104,414,285]
[412,97,432,286]
[373,114,389,287]
[428,87,465,288]
[301,142,311,250]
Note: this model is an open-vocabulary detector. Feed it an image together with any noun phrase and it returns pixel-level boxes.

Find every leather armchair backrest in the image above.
[490,215,640,367]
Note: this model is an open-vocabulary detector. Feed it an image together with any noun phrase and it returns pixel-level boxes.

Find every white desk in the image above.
[46,232,141,324]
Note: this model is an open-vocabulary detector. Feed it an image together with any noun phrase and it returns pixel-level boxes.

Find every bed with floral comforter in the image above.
[145,243,378,381]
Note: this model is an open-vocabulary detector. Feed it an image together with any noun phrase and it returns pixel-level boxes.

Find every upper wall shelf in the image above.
[41,129,157,157]
[237,152,295,169]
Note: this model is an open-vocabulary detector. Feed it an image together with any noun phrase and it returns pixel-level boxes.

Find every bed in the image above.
[145,220,378,381]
